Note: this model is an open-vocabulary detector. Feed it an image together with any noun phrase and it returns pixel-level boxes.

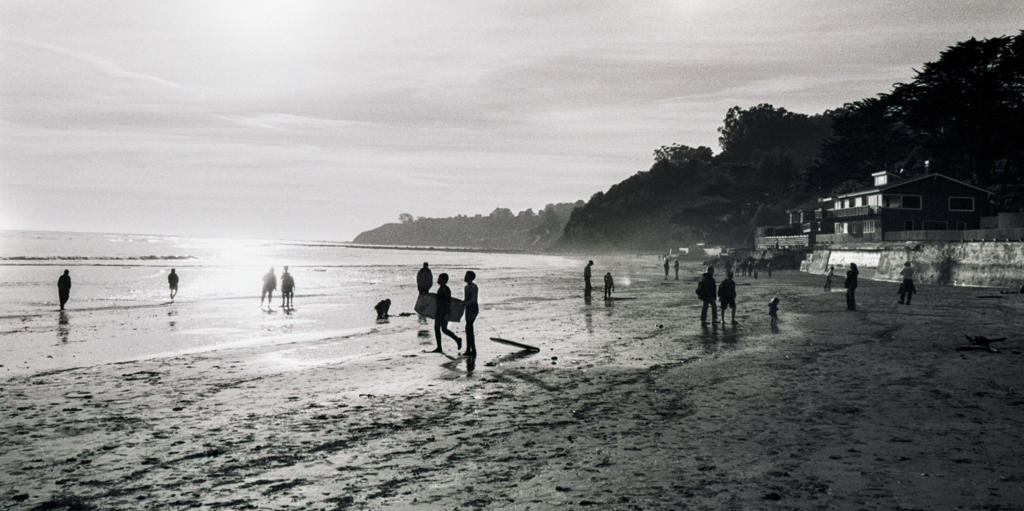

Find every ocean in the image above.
[0,230,589,377]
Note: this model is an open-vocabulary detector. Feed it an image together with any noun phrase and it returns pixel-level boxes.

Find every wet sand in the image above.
[2,264,1023,510]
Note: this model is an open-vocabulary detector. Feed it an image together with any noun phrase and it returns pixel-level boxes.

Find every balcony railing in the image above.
[882,228,1024,242]
[829,205,880,219]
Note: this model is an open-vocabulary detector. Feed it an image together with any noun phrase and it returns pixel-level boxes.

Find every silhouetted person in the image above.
[664,257,670,279]
[57,270,71,310]
[463,271,479,356]
[168,269,179,300]
[898,261,916,305]
[719,271,737,324]
[767,261,773,278]
[697,266,717,325]
[429,273,461,353]
[824,266,834,291]
[845,263,859,311]
[417,262,433,294]
[725,259,733,276]
[280,266,295,308]
[674,259,679,280]
[375,298,392,319]
[769,297,779,325]
[584,260,593,298]
[604,272,614,299]
[261,267,276,308]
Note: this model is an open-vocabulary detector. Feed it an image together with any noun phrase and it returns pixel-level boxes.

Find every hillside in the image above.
[352,202,582,251]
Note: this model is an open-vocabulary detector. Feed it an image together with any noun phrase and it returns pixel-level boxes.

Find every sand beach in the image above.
[2,259,1023,510]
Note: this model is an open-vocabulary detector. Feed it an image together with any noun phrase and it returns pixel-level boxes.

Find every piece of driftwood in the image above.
[957,335,1008,353]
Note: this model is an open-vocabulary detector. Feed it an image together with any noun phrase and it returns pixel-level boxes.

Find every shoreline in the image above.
[2,266,1022,509]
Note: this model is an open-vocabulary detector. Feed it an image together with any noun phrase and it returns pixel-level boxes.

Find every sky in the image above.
[1,1,1022,242]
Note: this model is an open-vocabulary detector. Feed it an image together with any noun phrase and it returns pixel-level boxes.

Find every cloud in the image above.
[3,37,208,102]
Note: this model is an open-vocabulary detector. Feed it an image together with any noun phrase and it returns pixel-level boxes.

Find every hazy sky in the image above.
[2,1,1021,241]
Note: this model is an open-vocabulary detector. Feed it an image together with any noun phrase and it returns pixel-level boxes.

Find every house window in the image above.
[949,197,974,211]
[867,194,881,206]
[901,195,922,209]
[834,222,848,234]
[864,220,876,233]
[883,195,923,209]
[923,221,948,230]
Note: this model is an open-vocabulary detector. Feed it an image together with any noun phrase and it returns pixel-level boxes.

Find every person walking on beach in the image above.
[584,260,594,298]
[664,257,670,280]
[674,259,680,280]
[168,269,179,300]
[769,297,780,325]
[429,273,462,353]
[604,272,615,300]
[417,262,433,294]
[280,266,295,309]
[261,267,277,308]
[719,271,737,324]
[767,261,773,278]
[824,266,834,291]
[898,261,916,305]
[697,266,718,325]
[845,263,859,311]
[57,270,72,310]
[463,271,479,356]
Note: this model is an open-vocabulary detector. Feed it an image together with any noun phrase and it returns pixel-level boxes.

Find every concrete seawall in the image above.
[804,241,1024,288]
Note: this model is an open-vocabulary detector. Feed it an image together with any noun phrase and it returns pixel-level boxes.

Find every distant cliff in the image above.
[352,202,583,251]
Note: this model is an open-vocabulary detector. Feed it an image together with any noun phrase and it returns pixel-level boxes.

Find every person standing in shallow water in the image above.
[57,270,72,310]
[845,263,859,311]
[168,269,179,300]
[429,273,462,353]
[280,266,295,309]
[898,261,916,305]
[604,272,615,299]
[463,271,479,356]
[664,257,670,280]
[584,260,593,298]
[674,259,679,280]
[417,262,433,294]
[261,267,276,308]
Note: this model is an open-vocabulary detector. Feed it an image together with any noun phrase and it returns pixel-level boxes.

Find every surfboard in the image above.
[489,337,540,352]
[414,293,465,322]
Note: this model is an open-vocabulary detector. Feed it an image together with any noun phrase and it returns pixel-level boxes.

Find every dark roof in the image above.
[835,173,993,199]
[787,198,833,214]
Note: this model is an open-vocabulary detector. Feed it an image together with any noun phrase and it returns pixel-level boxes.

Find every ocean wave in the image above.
[1,255,196,261]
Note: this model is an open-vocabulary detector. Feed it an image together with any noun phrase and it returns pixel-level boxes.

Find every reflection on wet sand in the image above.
[58,311,69,343]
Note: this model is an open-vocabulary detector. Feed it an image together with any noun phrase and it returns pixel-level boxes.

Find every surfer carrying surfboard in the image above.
[428,273,462,353]
[463,271,479,356]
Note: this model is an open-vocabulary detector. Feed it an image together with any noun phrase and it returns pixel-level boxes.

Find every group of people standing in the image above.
[826,260,915,312]
[260,267,295,309]
[417,262,478,357]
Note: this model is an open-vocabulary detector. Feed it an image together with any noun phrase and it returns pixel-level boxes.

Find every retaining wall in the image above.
[804,241,1024,288]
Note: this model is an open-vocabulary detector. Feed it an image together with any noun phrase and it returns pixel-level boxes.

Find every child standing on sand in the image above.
[768,297,779,325]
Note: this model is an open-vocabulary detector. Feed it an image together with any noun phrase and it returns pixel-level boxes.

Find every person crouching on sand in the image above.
[429,273,462,353]
[769,297,779,325]
[719,271,737,324]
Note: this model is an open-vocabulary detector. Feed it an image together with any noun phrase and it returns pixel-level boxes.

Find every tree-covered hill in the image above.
[352,202,582,251]
[553,31,1023,253]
